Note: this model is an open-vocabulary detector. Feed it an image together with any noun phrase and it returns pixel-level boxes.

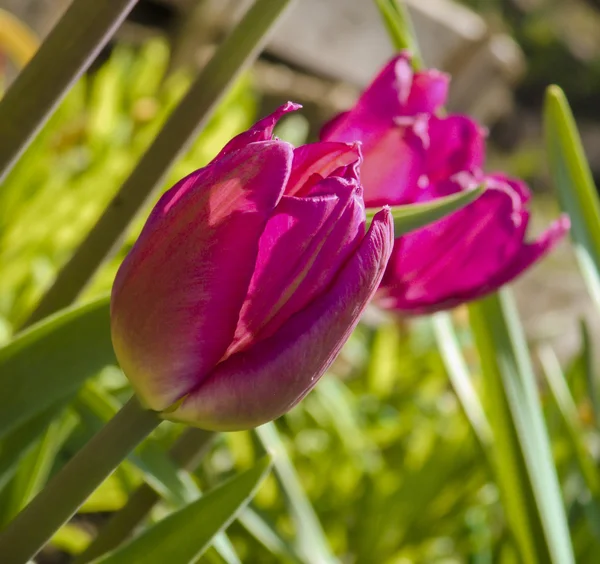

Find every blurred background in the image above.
[2,1,600,562]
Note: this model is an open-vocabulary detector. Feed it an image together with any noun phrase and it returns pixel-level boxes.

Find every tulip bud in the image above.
[110,103,394,430]
[321,53,569,313]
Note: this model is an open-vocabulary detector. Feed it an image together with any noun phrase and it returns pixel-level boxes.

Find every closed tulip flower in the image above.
[321,53,569,313]
[111,103,394,431]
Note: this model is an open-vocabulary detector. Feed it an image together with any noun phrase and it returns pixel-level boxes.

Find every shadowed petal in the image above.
[168,208,394,430]
[381,179,529,310]
[111,141,293,410]
[427,115,486,183]
[286,141,361,197]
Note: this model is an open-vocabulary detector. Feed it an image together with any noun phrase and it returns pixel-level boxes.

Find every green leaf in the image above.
[95,457,273,564]
[469,290,575,564]
[255,423,338,564]
[0,409,77,525]
[432,313,492,452]
[0,296,113,441]
[374,0,423,66]
[0,401,67,493]
[538,345,600,497]
[544,86,600,310]
[366,186,485,236]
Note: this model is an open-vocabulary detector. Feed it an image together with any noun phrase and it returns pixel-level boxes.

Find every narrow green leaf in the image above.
[238,508,301,564]
[255,423,338,564]
[0,402,68,493]
[0,409,77,525]
[432,313,493,451]
[96,457,273,564]
[0,0,138,182]
[374,0,423,66]
[544,86,600,310]
[469,290,574,564]
[0,297,113,440]
[538,345,600,496]
[366,186,485,236]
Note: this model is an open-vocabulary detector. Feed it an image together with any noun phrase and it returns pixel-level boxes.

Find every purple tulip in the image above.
[110,103,394,430]
[321,53,569,314]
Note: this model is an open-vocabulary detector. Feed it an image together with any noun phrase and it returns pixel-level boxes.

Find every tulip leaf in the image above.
[432,313,492,452]
[544,86,600,311]
[374,0,423,67]
[469,290,574,564]
[0,296,114,441]
[0,401,68,494]
[366,185,485,236]
[538,346,600,497]
[95,457,273,564]
[0,409,78,526]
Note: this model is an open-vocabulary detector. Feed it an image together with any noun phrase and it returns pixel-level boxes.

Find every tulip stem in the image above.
[0,396,161,564]
[375,0,423,68]
[74,428,217,563]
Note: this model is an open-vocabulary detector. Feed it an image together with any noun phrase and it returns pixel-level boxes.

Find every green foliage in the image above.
[95,458,272,564]
[2,28,600,564]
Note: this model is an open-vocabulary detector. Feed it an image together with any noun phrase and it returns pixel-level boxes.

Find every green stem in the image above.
[74,428,216,564]
[0,0,138,183]
[21,0,295,329]
[374,0,423,68]
[0,397,160,564]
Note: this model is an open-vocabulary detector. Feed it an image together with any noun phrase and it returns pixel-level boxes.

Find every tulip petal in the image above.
[426,115,486,183]
[286,142,361,196]
[214,102,301,160]
[111,141,293,410]
[226,176,365,356]
[168,208,394,430]
[381,179,530,311]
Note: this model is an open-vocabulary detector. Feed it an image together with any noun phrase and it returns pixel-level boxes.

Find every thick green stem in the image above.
[22,0,294,328]
[74,428,216,563]
[0,397,160,564]
[0,0,138,183]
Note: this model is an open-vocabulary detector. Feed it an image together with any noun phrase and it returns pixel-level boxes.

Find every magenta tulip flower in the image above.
[321,53,569,314]
[110,103,394,431]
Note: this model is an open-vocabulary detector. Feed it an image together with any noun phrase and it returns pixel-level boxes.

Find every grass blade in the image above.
[544,86,600,310]
[96,458,272,564]
[0,0,138,182]
[469,290,574,564]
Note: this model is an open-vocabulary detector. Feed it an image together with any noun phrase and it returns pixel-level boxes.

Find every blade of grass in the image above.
[0,0,138,182]
[544,86,600,311]
[538,345,600,497]
[432,312,493,452]
[469,290,574,564]
[373,0,423,66]
[95,458,272,564]
[0,410,77,526]
[22,0,296,328]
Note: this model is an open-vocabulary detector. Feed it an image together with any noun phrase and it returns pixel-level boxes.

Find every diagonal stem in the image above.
[74,428,216,564]
[0,0,139,183]
[0,397,161,564]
